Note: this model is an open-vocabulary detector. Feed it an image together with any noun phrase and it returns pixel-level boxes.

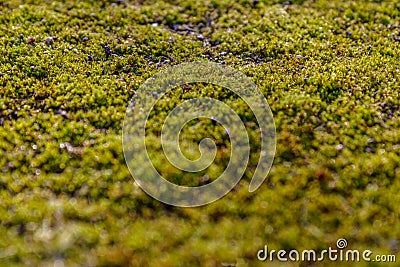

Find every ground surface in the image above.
[0,0,399,266]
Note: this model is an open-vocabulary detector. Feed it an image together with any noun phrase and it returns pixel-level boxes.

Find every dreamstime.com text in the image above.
[257,239,396,263]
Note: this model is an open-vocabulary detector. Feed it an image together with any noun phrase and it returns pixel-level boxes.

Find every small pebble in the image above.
[388,239,399,251]
[365,147,374,153]
[26,36,36,44]
[17,224,25,235]
[87,54,93,62]
[115,0,126,5]
[103,45,112,58]
[199,175,211,185]
[45,36,54,45]
[8,162,15,170]
[206,18,213,27]
[57,110,70,119]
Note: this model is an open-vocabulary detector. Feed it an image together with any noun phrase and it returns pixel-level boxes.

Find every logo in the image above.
[122,62,276,207]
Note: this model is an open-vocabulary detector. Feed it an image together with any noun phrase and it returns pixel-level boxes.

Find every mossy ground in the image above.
[0,0,399,266]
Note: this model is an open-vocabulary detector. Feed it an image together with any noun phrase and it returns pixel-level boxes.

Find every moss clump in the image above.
[0,0,399,266]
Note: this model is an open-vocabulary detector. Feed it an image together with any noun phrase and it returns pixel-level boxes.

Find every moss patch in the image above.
[0,0,399,266]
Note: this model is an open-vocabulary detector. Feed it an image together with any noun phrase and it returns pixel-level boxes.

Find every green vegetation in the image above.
[0,0,399,266]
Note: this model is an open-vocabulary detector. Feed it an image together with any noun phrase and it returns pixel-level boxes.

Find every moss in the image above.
[0,0,399,266]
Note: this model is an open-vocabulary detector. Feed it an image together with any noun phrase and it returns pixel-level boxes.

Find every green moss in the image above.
[0,0,399,266]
